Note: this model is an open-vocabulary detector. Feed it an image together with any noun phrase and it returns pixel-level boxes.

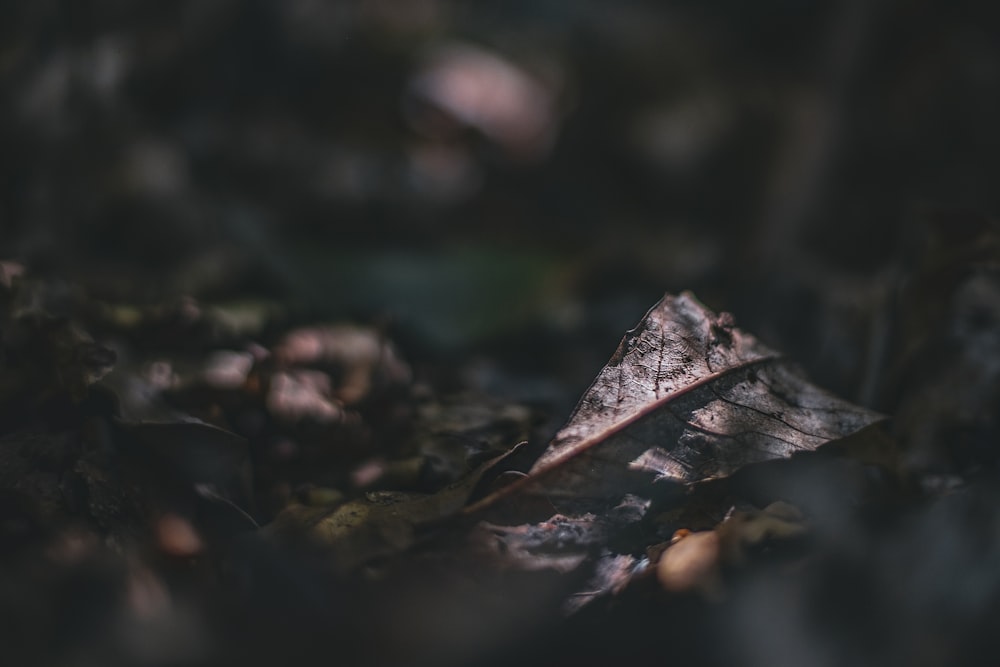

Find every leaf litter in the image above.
[455,291,889,607]
[477,291,885,506]
[3,268,981,667]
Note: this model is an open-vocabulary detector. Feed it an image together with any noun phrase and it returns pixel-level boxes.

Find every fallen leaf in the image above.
[470,291,885,508]
[267,444,523,572]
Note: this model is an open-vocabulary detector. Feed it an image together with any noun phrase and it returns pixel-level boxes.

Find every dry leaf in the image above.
[267,445,522,572]
[471,292,884,508]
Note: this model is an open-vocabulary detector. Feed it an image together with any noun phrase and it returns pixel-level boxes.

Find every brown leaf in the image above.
[267,444,523,572]
[471,292,884,508]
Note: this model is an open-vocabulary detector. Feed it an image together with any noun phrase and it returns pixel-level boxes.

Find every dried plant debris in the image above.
[473,292,885,510]
[396,393,536,488]
[446,292,892,612]
[0,272,419,553]
[4,269,988,666]
[251,291,888,603]
[266,446,522,573]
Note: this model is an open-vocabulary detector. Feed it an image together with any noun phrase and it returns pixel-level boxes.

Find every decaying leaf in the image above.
[454,291,887,611]
[479,292,884,505]
[267,445,522,572]
[475,495,649,574]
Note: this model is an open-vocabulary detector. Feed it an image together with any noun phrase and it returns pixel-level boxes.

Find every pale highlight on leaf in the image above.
[526,292,884,499]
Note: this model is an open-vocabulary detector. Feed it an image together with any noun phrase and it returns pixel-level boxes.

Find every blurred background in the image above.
[3,0,1000,401]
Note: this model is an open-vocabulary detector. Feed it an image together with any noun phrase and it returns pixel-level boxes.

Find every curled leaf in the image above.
[472,292,884,508]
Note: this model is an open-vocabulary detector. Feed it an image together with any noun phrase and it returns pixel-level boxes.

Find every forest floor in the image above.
[3,3,1000,665]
